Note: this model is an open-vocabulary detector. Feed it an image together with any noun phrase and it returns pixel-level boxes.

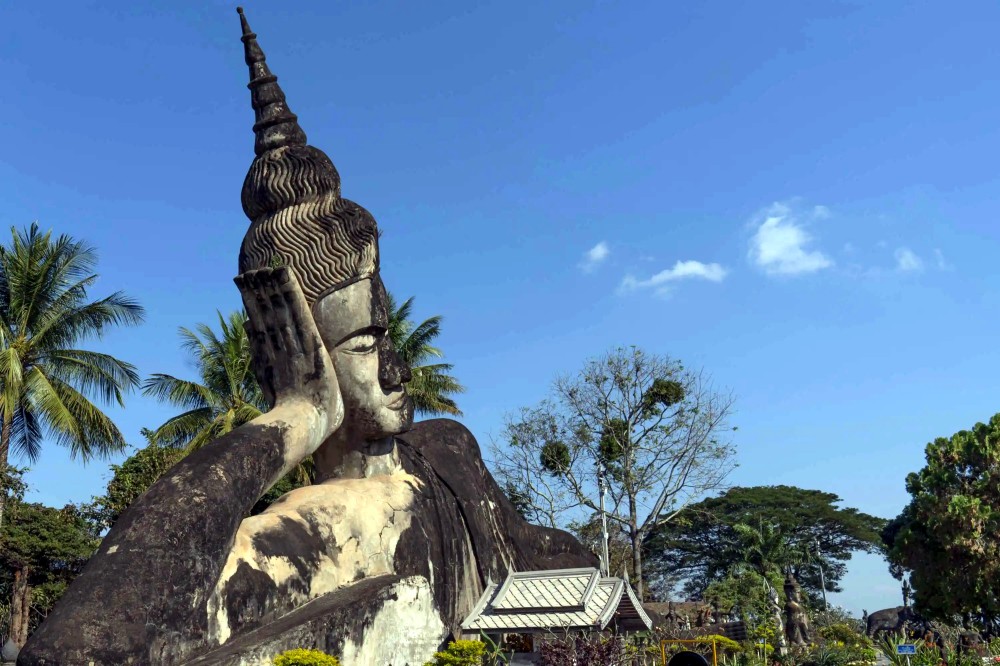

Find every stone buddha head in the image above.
[235,7,413,444]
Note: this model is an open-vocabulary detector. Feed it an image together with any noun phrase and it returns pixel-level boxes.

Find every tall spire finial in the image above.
[236,6,307,155]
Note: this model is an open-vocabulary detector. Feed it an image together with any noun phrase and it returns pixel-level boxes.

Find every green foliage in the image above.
[0,501,100,634]
[423,639,485,666]
[814,622,877,665]
[0,222,143,462]
[645,485,887,599]
[818,622,870,646]
[272,649,340,666]
[143,310,267,451]
[540,440,571,474]
[703,567,781,633]
[696,634,742,653]
[640,377,685,417]
[598,418,628,465]
[386,293,465,417]
[0,502,98,572]
[884,412,1000,626]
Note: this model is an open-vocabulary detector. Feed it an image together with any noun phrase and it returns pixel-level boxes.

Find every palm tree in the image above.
[731,520,806,652]
[732,520,797,579]
[142,311,267,452]
[0,223,144,528]
[387,293,465,417]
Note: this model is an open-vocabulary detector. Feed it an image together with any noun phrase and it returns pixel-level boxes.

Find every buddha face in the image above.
[312,275,414,440]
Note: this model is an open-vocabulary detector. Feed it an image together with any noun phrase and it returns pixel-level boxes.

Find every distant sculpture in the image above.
[783,574,810,646]
[902,577,912,607]
[19,8,593,666]
[767,581,788,654]
[866,605,923,638]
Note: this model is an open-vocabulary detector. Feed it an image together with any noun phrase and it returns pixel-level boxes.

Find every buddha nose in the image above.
[378,335,411,388]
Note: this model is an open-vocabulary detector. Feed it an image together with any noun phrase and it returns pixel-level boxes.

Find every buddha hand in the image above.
[235,266,344,448]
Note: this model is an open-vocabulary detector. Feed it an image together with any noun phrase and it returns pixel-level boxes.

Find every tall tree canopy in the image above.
[0,223,143,526]
[386,293,465,417]
[884,413,1000,630]
[491,346,737,600]
[0,501,98,645]
[143,310,267,451]
[644,485,886,601]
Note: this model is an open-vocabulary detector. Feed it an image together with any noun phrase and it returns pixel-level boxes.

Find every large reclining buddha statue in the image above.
[19,9,593,666]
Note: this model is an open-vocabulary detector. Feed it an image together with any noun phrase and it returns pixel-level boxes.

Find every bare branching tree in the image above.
[490,346,737,600]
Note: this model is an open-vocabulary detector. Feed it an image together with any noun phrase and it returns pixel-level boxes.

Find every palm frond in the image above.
[42,349,141,407]
[141,374,216,411]
[26,368,127,461]
[148,407,215,448]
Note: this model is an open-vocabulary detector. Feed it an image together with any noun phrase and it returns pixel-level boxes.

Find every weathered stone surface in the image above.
[19,9,594,665]
[188,575,446,666]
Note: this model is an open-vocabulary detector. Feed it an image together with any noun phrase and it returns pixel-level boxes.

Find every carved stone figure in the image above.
[19,9,593,666]
[865,605,925,638]
[783,574,810,647]
[766,579,787,654]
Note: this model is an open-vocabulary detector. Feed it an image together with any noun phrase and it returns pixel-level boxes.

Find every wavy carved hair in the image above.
[238,144,380,306]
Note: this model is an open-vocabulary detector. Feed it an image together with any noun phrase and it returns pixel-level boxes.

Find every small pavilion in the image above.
[461,567,652,647]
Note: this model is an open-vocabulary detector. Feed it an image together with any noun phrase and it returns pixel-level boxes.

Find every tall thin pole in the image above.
[598,466,611,577]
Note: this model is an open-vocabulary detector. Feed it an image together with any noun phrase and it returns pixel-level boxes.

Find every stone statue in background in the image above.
[783,574,810,647]
[19,8,593,666]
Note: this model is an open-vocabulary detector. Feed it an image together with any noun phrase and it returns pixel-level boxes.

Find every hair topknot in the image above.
[236,10,380,306]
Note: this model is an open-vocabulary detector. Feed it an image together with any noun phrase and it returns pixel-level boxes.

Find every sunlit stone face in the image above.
[313,275,414,440]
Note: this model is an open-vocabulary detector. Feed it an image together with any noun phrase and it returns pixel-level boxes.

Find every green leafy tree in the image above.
[491,346,737,600]
[644,485,886,600]
[143,310,266,451]
[0,222,144,528]
[0,502,99,645]
[884,413,1000,630]
[387,293,465,417]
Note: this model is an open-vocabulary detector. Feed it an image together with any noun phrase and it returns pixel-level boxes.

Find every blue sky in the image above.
[3,0,1000,615]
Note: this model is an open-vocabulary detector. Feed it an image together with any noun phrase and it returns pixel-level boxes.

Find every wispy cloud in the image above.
[748,202,833,276]
[894,247,923,272]
[579,241,610,272]
[934,248,952,271]
[621,260,727,295]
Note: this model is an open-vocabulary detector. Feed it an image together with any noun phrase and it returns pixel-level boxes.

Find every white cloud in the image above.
[934,248,952,271]
[579,241,610,272]
[621,260,728,295]
[894,247,923,272]
[748,202,833,275]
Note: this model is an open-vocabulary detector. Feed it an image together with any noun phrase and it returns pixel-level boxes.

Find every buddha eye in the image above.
[343,333,377,354]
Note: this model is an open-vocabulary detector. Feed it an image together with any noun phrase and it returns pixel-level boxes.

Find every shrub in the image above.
[273,649,340,666]
[539,633,629,666]
[424,640,487,666]
[695,635,743,653]
[819,623,871,647]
